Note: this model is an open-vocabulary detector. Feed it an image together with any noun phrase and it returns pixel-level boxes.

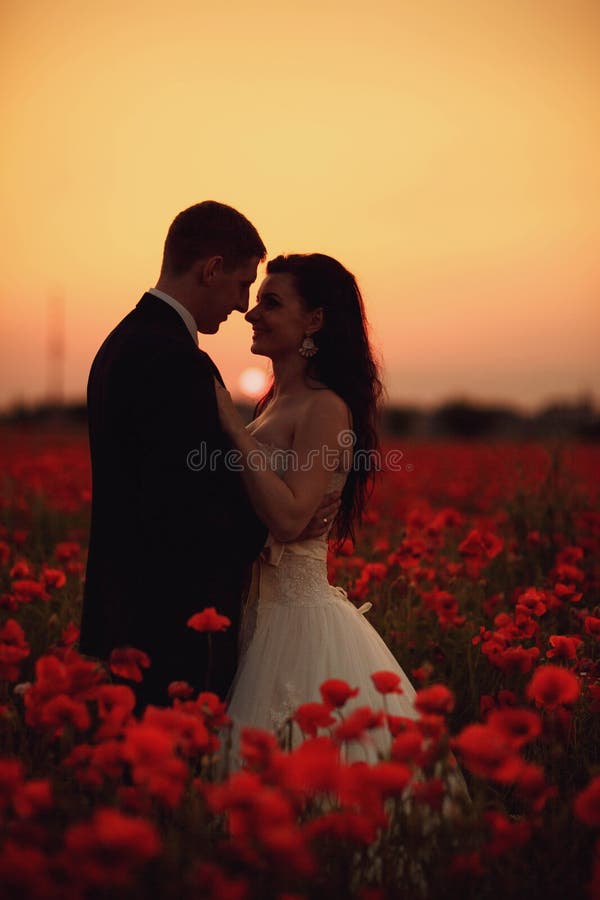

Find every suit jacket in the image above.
[79,293,267,704]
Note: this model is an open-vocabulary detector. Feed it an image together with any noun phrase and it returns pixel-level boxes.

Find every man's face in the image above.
[197,256,260,334]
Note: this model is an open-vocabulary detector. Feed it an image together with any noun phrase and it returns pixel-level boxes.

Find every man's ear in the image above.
[195,256,224,285]
[306,307,324,336]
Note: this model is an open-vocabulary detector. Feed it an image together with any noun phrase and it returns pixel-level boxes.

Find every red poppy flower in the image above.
[55,541,81,561]
[411,663,433,685]
[491,645,540,675]
[334,706,384,743]
[65,741,127,787]
[370,671,403,695]
[0,618,30,681]
[109,647,151,683]
[39,694,91,737]
[391,730,424,765]
[121,722,187,807]
[94,684,136,740]
[389,535,428,571]
[65,652,107,699]
[554,582,583,603]
[416,713,447,741]
[584,617,600,639]
[547,635,583,661]
[486,708,541,748]
[11,579,50,604]
[415,684,455,715]
[557,545,584,565]
[294,702,336,737]
[41,567,67,589]
[286,736,341,795]
[122,722,176,770]
[367,761,411,797]
[240,727,279,770]
[458,529,504,560]
[93,740,128,781]
[144,706,211,757]
[23,656,70,727]
[452,724,522,782]
[0,541,10,565]
[484,810,532,857]
[364,562,388,581]
[193,692,229,726]
[167,680,195,700]
[187,607,231,632]
[208,768,262,815]
[526,665,580,709]
[209,770,313,875]
[9,560,31,579]
[93,684,133,718]
[12,779,53,819]
[554,562,584,583]
[60,622,80,646]
[386,714,420,737]
[515,587,547,617]
[320,678,359,708]
[574,775,600,827]
[64,808,161,887]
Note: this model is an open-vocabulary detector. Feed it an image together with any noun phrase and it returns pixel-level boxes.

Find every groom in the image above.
[79,202,272,711]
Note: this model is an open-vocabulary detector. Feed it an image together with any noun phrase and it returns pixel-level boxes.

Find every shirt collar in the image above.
[147,288,198,346]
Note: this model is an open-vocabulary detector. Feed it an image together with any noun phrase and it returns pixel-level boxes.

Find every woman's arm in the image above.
[214,379,349,542]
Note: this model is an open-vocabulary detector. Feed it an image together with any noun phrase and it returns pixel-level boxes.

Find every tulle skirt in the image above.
[226,572,420,764]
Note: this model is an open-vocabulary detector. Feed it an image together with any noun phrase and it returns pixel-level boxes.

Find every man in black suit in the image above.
[79,202,272,711]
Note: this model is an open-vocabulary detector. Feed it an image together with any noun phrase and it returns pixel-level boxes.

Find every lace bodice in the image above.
[235,441,352,661]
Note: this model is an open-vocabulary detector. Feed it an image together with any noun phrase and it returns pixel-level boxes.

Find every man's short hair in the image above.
[161,201,266,276]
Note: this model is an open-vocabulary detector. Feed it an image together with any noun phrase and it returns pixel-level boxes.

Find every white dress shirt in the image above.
[148,288,198,346]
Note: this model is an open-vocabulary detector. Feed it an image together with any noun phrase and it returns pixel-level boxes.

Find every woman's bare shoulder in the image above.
[301,386,351,426]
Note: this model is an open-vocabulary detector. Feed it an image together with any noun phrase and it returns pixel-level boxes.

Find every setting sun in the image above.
[238,367,269,400]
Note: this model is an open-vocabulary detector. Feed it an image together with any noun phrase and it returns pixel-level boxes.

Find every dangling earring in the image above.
[298,332,318,358]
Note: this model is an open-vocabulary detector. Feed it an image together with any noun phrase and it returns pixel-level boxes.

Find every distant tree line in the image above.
[2,396,599,440]
[381,396,600,440]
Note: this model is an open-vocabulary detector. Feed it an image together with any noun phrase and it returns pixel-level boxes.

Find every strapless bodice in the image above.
[254,439,348,561]
[235,441,358,660]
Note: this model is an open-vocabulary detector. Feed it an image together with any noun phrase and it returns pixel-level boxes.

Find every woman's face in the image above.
[245,273,320,360]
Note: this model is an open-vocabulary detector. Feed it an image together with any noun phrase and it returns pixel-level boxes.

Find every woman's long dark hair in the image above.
[255,253,383,546]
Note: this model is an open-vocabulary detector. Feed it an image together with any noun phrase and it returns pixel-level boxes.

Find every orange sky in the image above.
[1,0,599,410]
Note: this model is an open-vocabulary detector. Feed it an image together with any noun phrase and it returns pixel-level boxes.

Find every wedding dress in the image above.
[225,441,423,762]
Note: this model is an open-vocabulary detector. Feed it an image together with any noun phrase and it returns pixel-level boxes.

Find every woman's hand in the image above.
[297,491,342,540]
[213,377,245,440]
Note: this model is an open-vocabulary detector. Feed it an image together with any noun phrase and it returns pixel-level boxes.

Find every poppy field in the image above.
[0,424,599,899]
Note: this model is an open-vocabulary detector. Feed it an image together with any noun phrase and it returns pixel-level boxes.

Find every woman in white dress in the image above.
[214,253,421,761]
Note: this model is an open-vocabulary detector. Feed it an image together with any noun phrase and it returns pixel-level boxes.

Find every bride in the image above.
[214,253,421,761]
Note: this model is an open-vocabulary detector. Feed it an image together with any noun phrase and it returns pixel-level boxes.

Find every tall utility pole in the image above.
[46,293,65,406]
